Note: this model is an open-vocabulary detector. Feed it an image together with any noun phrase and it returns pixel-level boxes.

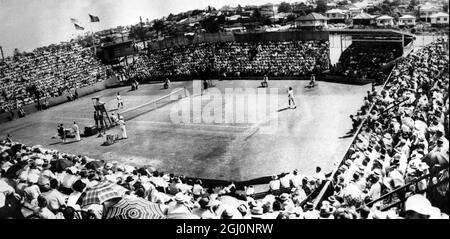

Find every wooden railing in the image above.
[365,167,448,211]
[312,38,449,209]
[312,65,396,209]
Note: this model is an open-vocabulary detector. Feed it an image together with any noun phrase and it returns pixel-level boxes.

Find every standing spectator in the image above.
[57,124,66,143]
[73,122,80,142]
[118,116,127,139]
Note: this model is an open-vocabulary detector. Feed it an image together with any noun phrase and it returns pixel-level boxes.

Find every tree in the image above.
[286,14,297,22]
[443,1,449,12]
[315,0,327,13]
[237,4,243,13]
[278,2,292,13]
[367,5,382,15]
[167,13,175,21]
[253,8,262,21]
[153,19,165,35]
[129,25,148,41]
[201,16,225,33]
[408,0,419,10]
[191,9,204,16]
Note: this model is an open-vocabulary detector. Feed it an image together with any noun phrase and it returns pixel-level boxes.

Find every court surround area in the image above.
[0,80,371,181]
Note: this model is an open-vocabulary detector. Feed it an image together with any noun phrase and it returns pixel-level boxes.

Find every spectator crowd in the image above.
[0,43,111,114]
[331,42,403,81]
[321,37,449,219]
[123,40,329,80]
[0,38,448,220]
[0,140,326,219]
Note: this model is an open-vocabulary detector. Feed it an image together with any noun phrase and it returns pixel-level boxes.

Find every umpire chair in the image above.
[92,97,112,127]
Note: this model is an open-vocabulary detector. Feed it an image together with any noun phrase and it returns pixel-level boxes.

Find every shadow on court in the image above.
[277,107,290,112]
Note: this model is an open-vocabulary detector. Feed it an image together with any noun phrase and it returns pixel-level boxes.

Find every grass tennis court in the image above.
[0,79,372,181]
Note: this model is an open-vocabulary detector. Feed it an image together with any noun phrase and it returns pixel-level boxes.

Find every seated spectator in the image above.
[42,179,66,213]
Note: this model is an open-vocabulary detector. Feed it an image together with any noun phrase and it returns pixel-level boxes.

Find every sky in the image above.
[0,0,302,57]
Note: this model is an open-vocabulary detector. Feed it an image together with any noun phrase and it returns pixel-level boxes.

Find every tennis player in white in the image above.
[117,92,124,109]
[288,87,296,109]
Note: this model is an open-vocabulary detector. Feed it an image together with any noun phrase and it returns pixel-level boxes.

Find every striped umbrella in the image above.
[105,197,167,219]
[78,182,128,207]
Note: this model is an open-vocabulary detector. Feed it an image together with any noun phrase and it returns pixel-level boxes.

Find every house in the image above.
[226,15,245,22]
[295,12,328,29]
[326,9,350,23]
[270,12,292,21]
[265,24,293,32]
[376,15,394,27]
[352,12,376,26]
[348,7,363,17]
[417,4,441,22]
[430,12,449,26]
[398,15,416,27]
[223,26,246,33]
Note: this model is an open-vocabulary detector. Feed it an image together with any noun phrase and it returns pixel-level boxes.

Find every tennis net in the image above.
[119,87,187,121]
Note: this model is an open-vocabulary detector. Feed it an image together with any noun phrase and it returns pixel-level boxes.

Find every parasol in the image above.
[78,182,128,207]
[105,196,167,219]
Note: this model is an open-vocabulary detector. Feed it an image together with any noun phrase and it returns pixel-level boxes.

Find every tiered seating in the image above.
[123,41,330,79]
[332,42,403,80]
[0,43,111,113]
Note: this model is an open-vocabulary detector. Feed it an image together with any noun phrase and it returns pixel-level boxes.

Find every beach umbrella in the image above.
[85,160,104,170]
[78,182,128,207]
[105,196,167,219]
[51,158,73,173]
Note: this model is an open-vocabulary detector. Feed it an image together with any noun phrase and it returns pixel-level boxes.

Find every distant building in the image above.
[398,15,416,27]
[223,26,246,33]
[326,9,350,23]
[418,4,441,22]
[348,7,363,18]
[265,24,293,32]
[295,12,329,29]
[270,12,293,22]
[430,12,449,26]
[376,15,394,27]
[352,12,376,26]
[226,15,250,23]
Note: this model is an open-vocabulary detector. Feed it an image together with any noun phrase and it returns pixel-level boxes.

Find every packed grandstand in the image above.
[0,43,111,113]
[2,38,409,114]
[0,33,448,219]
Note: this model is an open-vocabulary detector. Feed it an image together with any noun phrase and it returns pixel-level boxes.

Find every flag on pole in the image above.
[74,23,85,30]
[89,14,100,22]
[70,18,79,24]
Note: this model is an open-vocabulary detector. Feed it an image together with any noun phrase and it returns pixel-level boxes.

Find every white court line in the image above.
[51,116,250,131]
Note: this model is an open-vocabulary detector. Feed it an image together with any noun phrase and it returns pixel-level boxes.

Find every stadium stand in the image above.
[122,40,329,80]
[0,43,111,113]
[0,37,448,220]
[331,42,403,81]
[313,37,449,219]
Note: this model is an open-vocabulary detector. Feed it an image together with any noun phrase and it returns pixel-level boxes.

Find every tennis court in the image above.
[0,79,371,181]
